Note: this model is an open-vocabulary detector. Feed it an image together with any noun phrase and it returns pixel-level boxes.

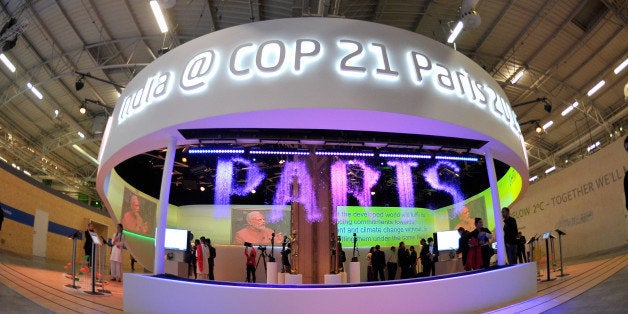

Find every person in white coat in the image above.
[110,223,125,282]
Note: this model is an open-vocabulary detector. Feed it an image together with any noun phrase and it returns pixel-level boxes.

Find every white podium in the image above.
[266,262,278,283]
[324,274,342,284]
[277,272,286,284]
[285,274,302,284]
[349,262,361,283]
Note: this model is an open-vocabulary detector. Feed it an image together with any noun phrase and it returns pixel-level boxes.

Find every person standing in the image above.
[408,246,418,277]
[110,224,124,282]
[245,245,257,283]
[366,247,374,281]
[386,246,398,280]
[83,222,95,264]
[419,239,431,276]
[206,238,217,280]
[516,232,527,263]
[502,207,519,265]
[398,242,410,279]
[200,238,210,280]
[194,239,205,279]
[372,245,386,281]
[0,207,4,231]
[468,217,492,269]
[457,227,471,268]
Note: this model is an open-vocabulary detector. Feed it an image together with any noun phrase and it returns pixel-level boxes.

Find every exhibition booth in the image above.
[95,18,534,312]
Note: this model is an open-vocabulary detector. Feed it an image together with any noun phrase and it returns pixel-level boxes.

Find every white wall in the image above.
[125,263,537,314]
[511,138,628,258]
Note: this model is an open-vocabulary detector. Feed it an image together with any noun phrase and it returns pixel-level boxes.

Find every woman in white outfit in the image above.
[110,223,124,282]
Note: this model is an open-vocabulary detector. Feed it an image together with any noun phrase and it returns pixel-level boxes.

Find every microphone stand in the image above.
[351,233,358,262]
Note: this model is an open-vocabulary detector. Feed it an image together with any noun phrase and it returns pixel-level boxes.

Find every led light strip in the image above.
[435,155,478,162]
[379,153,431,159]
[315,151,375,157]
[188,149,245,154]
[249,150,310,156]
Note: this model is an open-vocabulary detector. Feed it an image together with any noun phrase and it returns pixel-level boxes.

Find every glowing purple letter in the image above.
[214,157,265,217]
[386,160,418,208]
[271,160,321,222]
[423,161,464,218]
[331,159,381,222]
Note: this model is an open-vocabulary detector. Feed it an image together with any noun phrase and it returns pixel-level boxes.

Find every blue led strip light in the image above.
[434,155,478,162]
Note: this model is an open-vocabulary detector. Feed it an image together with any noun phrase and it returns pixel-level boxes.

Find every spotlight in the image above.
[543,101,552,113]
[535,122,543,134]
[79,103,86,114]
[75,76,85,91]
[2,36,17,52]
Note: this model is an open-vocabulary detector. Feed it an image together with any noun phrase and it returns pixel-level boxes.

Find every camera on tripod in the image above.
[244,242,252,247]
[258,245,267,251]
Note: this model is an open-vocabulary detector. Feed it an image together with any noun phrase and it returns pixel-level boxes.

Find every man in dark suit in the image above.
[398,242,410,279]
[372,245,386,281]
[83,222,95,264]
[457,227,471,268]
[516,232,527,263]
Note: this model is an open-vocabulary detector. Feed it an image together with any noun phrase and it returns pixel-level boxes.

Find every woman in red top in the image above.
[244,246,257,283]
[195,239,204,278]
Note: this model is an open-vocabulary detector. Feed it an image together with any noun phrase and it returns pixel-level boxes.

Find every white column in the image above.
[484,148,506,266]
[154,136,177,274]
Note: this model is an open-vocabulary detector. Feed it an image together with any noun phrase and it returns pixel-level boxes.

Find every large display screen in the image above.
[436,230,460,251]
[164,228,188,251]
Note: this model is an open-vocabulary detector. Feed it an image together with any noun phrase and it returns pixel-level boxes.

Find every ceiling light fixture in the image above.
[447,21,464,43]
[0,53,16,72]
[535,122,543,134]
[542,120,553,130]
[72,144,99,165]
[545,166,556,174]
[561,101,578,116]
[150,1,169,33]
[529,175,538,182]
[511,68,525,84]
[613,58,627,75]
[79,103,87,114]
[26,82,43,100]
[587,80,605,96]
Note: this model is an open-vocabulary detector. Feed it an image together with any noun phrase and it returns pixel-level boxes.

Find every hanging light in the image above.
[79,103,87,114]
[535,122,543,134]
[75,76,85,91]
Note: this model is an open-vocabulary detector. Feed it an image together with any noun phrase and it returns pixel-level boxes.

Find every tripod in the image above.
[256,248,268,274]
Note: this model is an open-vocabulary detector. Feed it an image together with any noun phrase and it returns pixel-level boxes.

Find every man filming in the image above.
[244,243,257,283]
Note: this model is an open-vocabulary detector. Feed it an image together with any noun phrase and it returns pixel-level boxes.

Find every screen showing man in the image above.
[121,189,156,236]
[233,211,282,245]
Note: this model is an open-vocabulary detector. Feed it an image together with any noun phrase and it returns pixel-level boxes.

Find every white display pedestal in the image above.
[277,272,286,284]
[349,262,361,283]
[324,274,342,284]
[285,274,302,284]
[266,262,278,284]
